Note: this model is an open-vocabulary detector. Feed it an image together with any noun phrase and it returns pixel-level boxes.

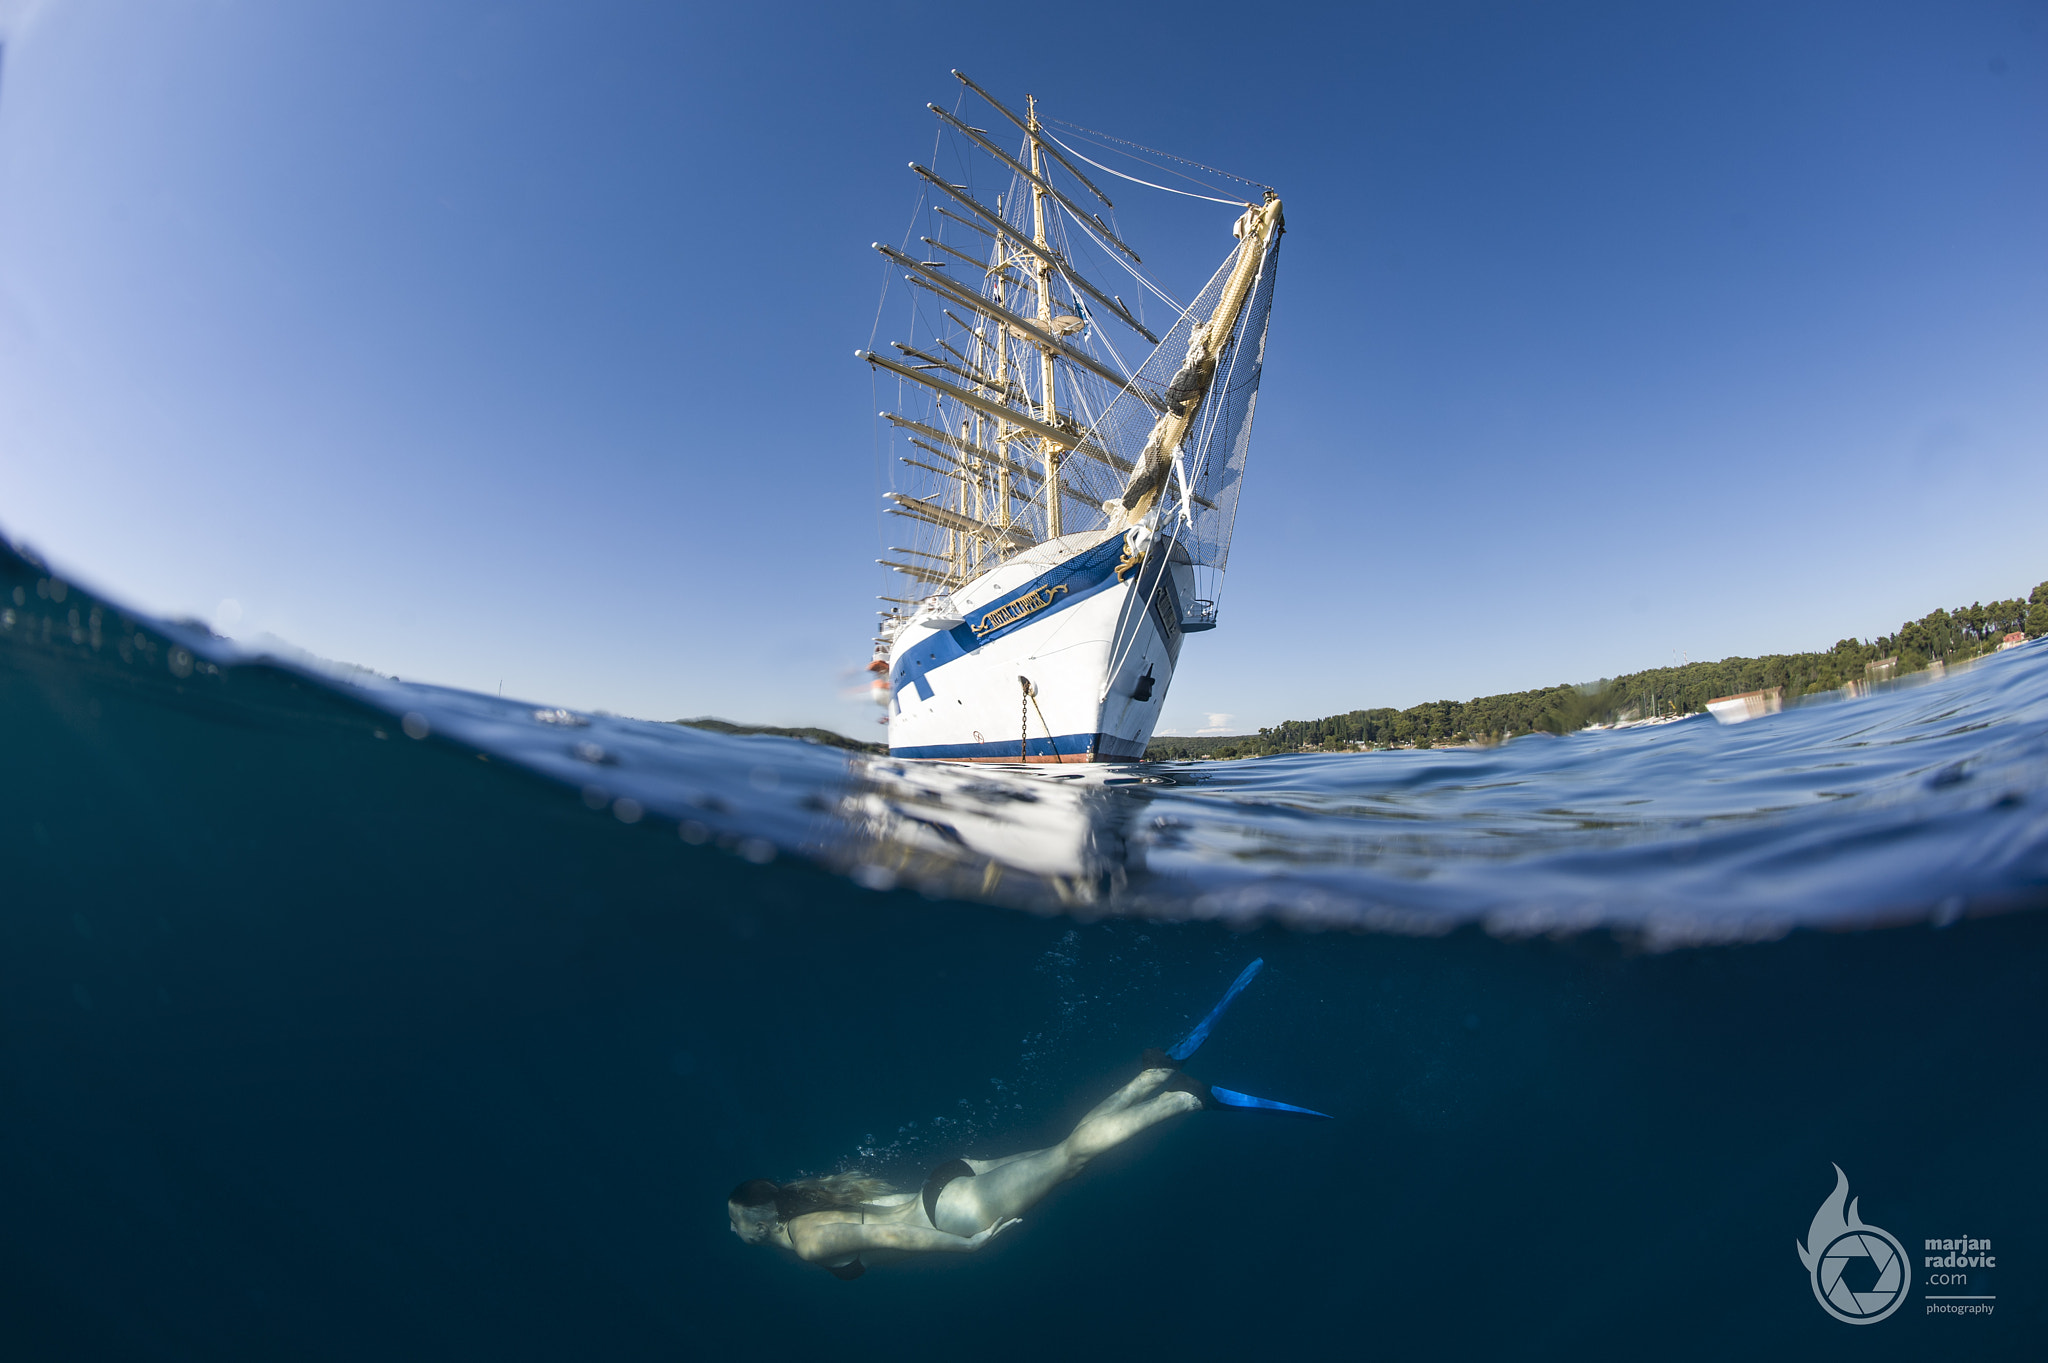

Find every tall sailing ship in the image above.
[862,72,1284,762]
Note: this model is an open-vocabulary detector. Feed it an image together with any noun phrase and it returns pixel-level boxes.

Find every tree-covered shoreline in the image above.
[674,716,885,754]
[1147,582,2048,761]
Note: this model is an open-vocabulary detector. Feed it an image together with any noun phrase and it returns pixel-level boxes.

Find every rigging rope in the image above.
[1054,199,1189,315]
[1040,206,1159,389]
[874,115,952,605]
[1046,119,1271,193]
[1041,131,1249,206]
[1102,230,1272,688]
[889,111,1248,579]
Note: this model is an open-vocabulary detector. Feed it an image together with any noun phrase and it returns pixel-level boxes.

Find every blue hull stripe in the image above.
[891,731,1149,762]
[891,537,1127,704]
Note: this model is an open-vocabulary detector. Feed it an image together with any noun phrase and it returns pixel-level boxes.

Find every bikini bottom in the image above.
[920,1157,976,1227]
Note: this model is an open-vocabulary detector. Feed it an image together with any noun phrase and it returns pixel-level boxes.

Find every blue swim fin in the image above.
[1167,958,1264,1062]
[1162,960,1334,1119]
[1209,1085,1333,1119]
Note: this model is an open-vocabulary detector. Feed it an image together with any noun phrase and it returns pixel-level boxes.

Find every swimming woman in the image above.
[726,959,1327,1279]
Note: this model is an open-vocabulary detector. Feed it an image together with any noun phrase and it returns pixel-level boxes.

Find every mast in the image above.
[1027,94,1062,540]
[987,195,1017,553]
[927,107,1156,341]
[865,74,1246,601]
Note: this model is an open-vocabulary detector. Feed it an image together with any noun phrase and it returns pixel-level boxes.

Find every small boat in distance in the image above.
[860,72,1284,762]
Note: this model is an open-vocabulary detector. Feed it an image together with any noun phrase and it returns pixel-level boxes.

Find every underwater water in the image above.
[4,534,2044,1360]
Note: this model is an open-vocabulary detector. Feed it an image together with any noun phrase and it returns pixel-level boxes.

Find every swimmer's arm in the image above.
[789,1218,1019,1261]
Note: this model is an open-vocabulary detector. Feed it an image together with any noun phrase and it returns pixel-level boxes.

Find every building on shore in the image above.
[1706,687,1784,725]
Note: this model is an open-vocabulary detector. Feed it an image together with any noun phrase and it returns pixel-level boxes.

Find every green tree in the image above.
[1144,574,2048,761]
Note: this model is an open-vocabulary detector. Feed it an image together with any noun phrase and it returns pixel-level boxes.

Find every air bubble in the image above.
[401,713,430,740]
[851,864,897,891]
[613,797,644,824]
[532,708,588,727]
[738,838,776,865]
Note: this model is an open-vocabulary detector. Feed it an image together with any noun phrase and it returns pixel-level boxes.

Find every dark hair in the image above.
[729,1178,779,1208]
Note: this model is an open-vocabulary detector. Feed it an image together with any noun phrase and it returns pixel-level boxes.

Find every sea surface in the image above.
[5,534,2044,1359]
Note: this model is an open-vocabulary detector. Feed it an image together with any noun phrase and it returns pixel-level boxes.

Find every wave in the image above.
[8,534,2044,948]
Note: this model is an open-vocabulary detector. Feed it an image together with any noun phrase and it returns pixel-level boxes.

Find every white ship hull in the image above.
[885,529,1202,762]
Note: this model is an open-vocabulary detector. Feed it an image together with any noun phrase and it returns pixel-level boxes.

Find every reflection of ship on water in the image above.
[859,72,1284,763]
[836,760,1415,930]
[841,761,1171,908]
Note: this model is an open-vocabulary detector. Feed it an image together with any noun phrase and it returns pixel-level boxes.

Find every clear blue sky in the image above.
[3,0,2043,737]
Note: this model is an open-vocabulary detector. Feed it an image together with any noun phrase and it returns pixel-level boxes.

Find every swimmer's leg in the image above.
[1058,1069,1204,1162]
[933,1066,1200,1235]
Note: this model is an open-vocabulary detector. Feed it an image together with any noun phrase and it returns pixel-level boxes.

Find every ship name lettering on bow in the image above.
[972,584,1069,637]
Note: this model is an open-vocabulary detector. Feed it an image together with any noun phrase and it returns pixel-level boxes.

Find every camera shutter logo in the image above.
[1795,1166,1910,1325]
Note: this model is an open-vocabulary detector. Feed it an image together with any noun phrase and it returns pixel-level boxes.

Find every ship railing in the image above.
[913,594,967,629]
